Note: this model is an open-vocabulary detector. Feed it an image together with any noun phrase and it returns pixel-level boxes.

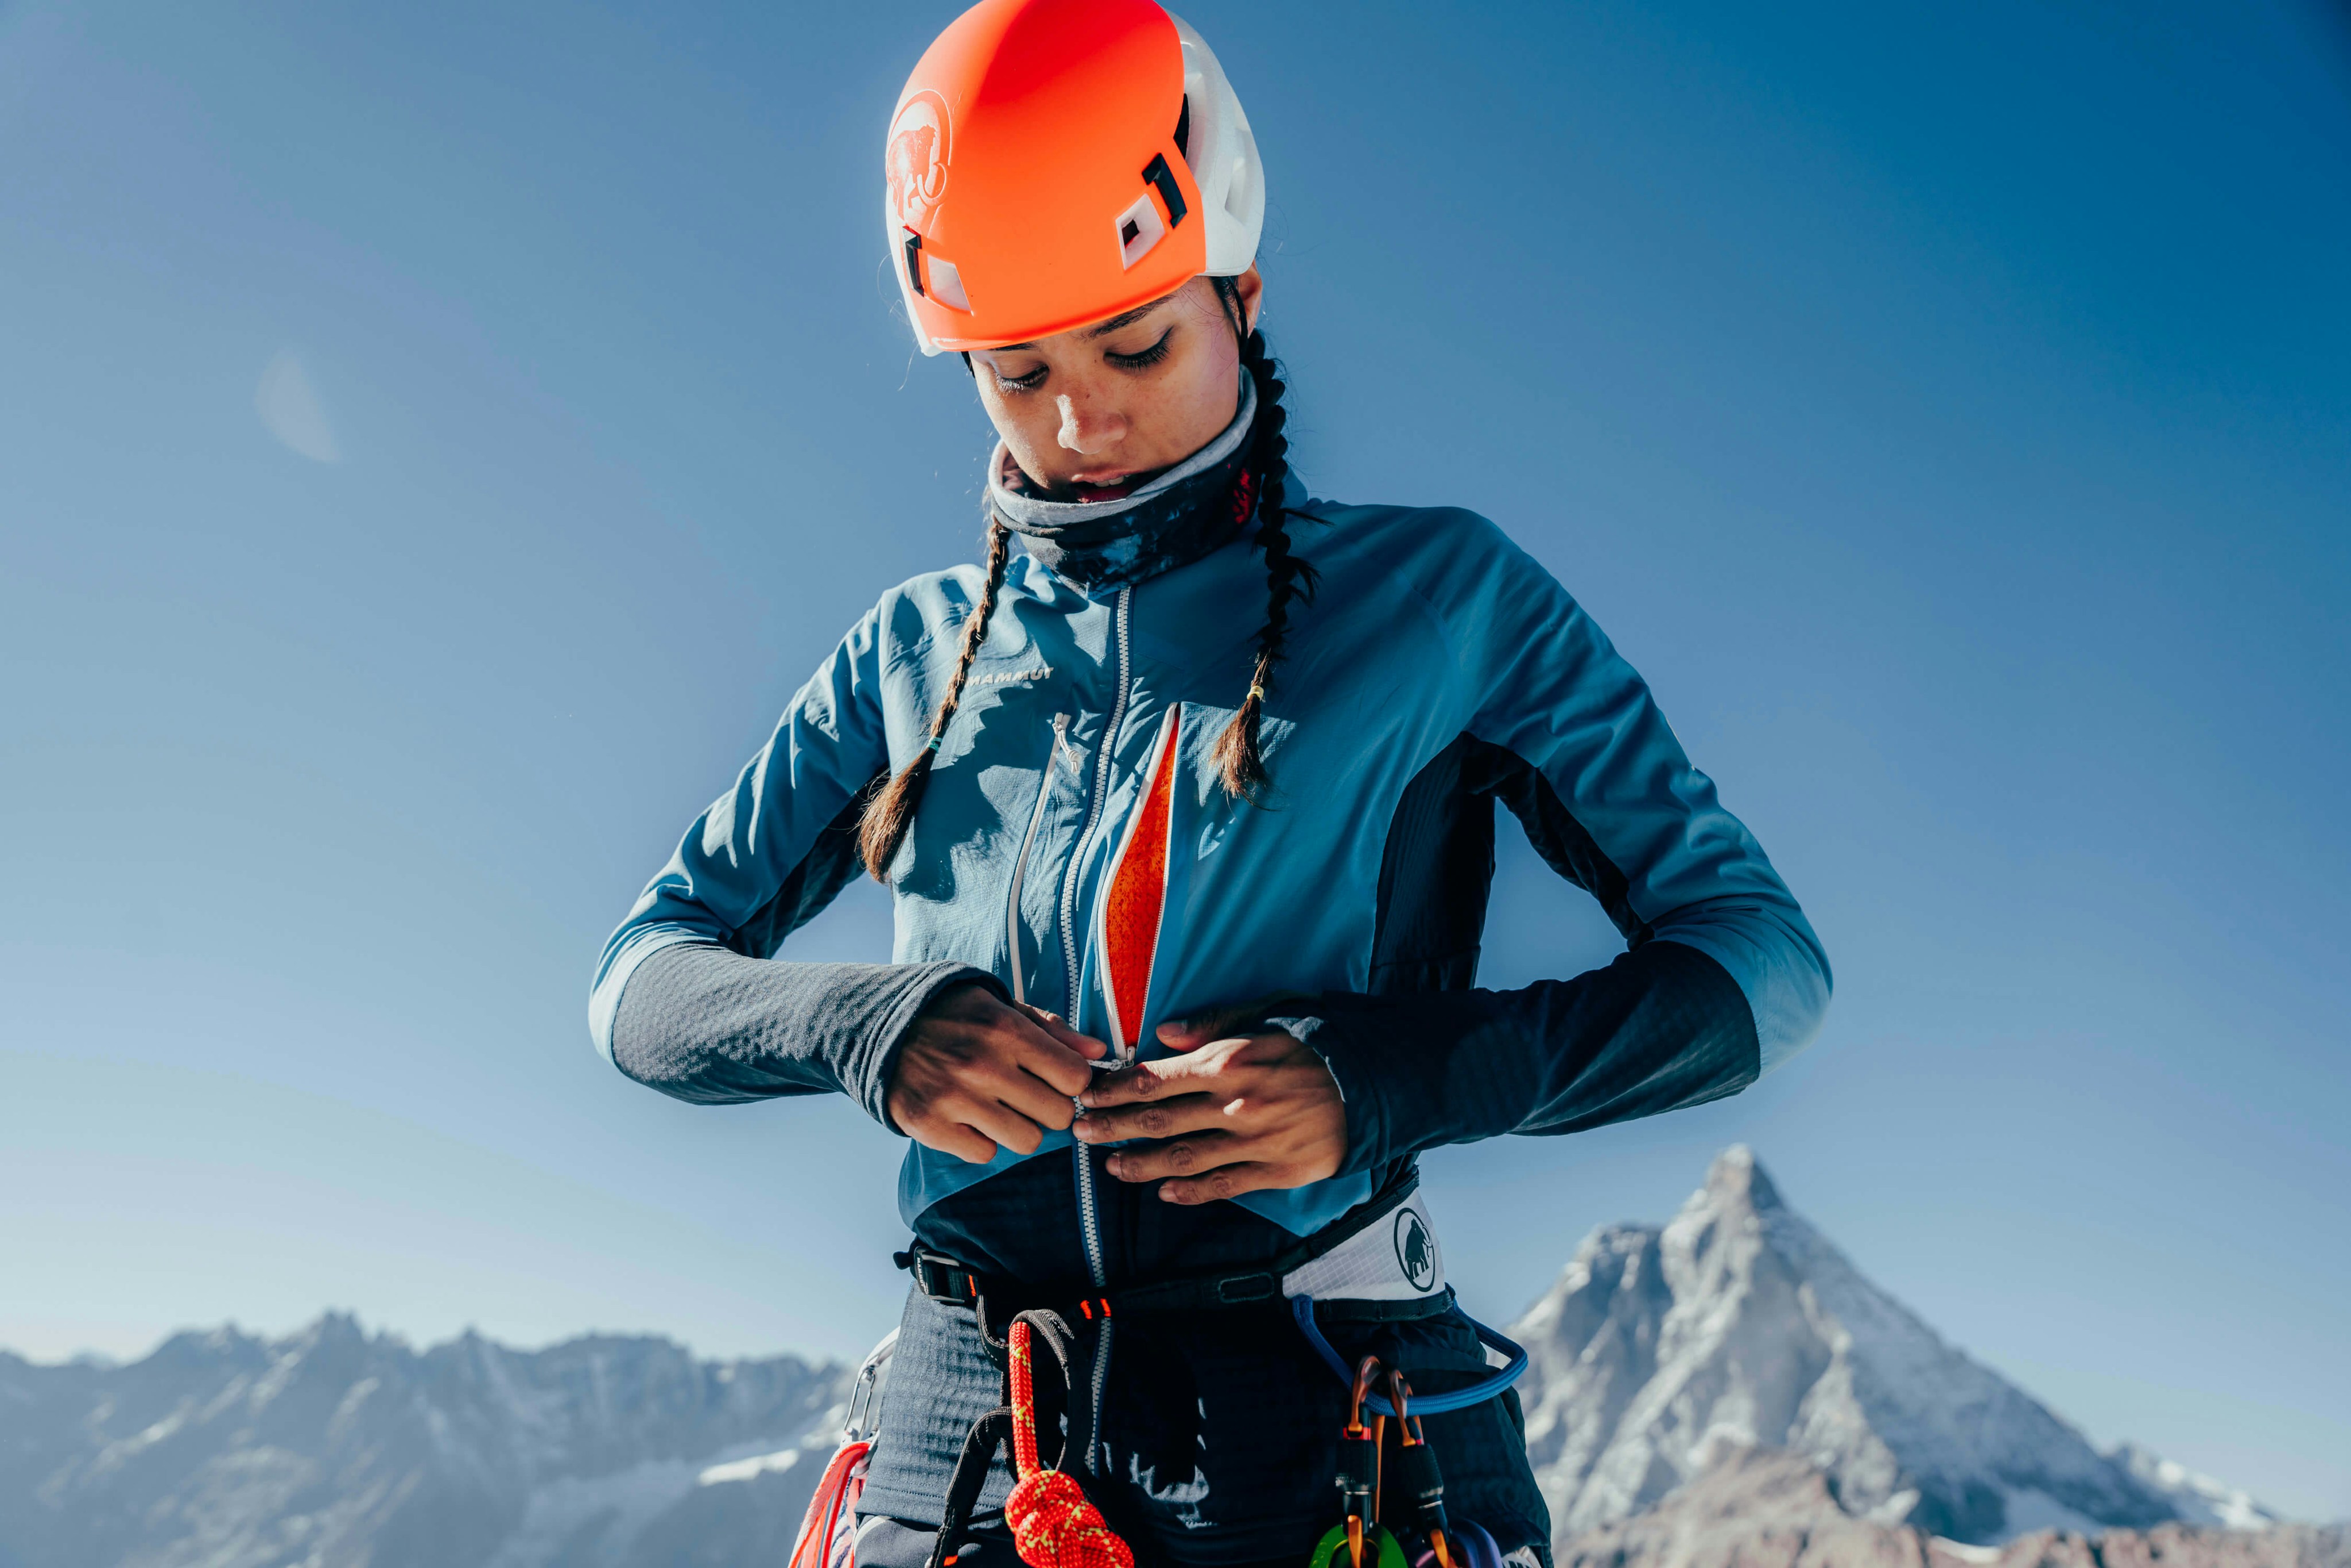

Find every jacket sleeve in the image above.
[1284,521,1832,1175]
[587,604,999,1125]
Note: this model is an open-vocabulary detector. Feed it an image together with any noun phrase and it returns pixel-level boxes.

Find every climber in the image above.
[587,2,1832,1566]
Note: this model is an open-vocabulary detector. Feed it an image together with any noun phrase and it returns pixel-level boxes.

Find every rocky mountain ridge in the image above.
[1554,1447,2344,1568]
[1507,1147,2283,1553]
[0,1313,850,1567]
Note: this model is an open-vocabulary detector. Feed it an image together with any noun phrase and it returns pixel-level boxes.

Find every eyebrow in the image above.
[991,297,1171,354]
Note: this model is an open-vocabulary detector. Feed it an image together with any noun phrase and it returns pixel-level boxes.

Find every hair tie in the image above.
[926,735,944,752]
[1247,685,1266,703]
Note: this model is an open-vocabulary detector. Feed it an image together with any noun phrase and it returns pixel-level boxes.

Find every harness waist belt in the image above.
[897,1176,1528,1416]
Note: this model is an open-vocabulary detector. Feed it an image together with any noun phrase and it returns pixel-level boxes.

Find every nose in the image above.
[1056,394,1126,456]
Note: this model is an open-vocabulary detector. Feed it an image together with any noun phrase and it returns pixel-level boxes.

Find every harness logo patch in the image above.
[1393,1208,1437,1292]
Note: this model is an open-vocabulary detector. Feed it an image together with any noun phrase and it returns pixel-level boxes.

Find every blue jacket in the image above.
[589,495,1830,1562]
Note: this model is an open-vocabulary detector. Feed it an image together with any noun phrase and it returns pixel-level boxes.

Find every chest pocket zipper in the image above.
[1006,713,1072,1008]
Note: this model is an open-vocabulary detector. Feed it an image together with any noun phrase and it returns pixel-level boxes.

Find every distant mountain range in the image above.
[0,1147,2325,1568]
[0,1319,848,1567]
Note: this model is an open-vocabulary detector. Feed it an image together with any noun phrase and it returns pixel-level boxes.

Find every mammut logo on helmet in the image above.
[1393,1208,1437,1292]
[886,91,952,233]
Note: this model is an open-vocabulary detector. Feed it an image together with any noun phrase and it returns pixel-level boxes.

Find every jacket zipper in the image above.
[1005,713,1072,1008]
[1061,585,1132,1474]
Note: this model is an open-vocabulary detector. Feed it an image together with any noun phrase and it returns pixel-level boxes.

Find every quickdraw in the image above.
[1309,1356,1493,1568]
[1385,1371,1452,1568]
[1312,1354,1407,1568]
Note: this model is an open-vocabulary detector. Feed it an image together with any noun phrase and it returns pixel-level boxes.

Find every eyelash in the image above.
[992,328,1174,394]
[1107,329,1174,371]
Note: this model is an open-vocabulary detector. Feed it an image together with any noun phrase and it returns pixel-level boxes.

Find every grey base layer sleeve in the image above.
[609,943,1002,1130]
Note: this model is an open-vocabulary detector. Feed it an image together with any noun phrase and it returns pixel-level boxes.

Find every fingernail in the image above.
[1105,1155,1123,1177]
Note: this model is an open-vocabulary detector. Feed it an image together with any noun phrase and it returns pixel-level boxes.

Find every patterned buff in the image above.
[986,373,1259,595]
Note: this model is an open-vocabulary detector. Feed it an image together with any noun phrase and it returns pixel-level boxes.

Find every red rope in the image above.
[1005,1321,1134,1568]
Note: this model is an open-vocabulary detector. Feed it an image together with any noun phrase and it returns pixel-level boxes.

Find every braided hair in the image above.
[856,518,1014,880]
[856,283,1312,880]
[1209,276,1317,799]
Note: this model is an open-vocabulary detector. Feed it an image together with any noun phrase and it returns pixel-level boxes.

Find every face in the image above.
[971,267,1263,503]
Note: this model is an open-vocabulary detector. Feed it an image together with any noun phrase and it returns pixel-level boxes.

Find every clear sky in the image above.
[3,0,2346,1524]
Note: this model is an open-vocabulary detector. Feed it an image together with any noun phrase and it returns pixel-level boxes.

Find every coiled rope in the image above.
[1006,1318,1134,1568]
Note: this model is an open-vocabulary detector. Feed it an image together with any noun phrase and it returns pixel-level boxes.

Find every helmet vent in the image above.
[1141,153,1189,228]
[1114,191,1166,270]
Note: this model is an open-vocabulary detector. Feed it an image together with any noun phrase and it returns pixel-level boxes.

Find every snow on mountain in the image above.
[2116,1445,2286,1532]
[0,1313,852,1568]
[1508,1146,2281,1553]
[1553,1446,2345,1568]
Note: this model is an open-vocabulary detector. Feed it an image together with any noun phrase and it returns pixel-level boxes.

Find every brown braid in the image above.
[857,518,1014,880]
[1211,280,1317,799]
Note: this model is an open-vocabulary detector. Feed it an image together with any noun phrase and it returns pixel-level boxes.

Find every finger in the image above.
[1078,1051,1227,1108]
[1155,992,1306,1050]
[959,1096,1049,1159]
[974,1054,1083,1134]
[1073,1092,1231,1145]
[1003,1022,1098,1101]
[1017,1003,1108,1062]
[1158,1162,1287,1205]
[1103,1129,1251,1183]
[910,1119,1002,1166]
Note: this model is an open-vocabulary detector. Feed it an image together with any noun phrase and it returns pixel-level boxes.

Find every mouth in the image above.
[1064,465,1168,503]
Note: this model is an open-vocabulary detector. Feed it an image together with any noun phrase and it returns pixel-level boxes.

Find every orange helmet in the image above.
[884,0,1264,355]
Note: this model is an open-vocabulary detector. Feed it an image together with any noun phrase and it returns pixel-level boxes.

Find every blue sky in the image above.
[3,0,2347,1523]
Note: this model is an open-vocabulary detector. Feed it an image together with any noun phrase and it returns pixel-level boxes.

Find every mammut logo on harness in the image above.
[1392,1208,1436,1291]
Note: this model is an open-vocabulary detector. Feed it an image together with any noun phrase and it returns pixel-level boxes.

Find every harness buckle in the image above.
[902,1249,982,1303]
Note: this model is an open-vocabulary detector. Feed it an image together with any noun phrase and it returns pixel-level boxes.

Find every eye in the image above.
[1106,328,1174,371]
[991,362,1048,394]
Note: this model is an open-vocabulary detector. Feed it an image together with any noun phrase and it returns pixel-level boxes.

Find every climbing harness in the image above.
[893,1175,1528,1568]
[898,1172,1528,1420]
[789,1332,897,1568]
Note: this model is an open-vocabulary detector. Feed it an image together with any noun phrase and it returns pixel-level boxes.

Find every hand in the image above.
[887,983,1107,1164]
[1074,998,1345,1205]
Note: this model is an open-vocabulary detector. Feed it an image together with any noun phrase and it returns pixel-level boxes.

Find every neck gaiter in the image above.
[985,374,1258,595]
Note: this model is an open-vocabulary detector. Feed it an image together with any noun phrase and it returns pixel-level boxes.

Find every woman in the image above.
[589,3,1830,1566]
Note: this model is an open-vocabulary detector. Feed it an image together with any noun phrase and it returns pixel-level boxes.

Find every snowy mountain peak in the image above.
[1696,1143,1780,1210]
[1510,1148,2274,1554]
